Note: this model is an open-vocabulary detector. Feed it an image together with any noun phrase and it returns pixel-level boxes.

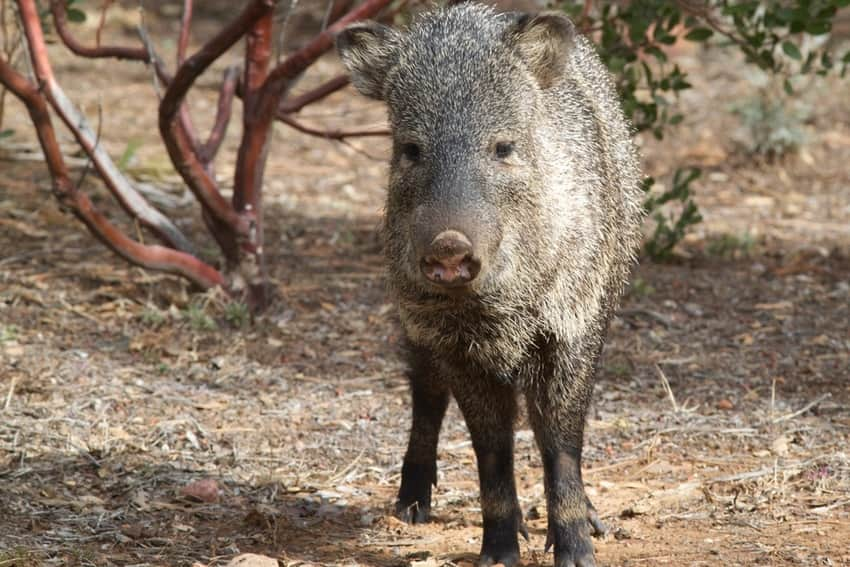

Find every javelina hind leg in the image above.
[453,378,522,567]
[527,385,597,567]
[396,348,450,523]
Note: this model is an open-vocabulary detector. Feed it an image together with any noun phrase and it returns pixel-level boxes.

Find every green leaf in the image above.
[67,7,87,23]
[118,139,141,171]
[783,78,793,95]
[685,27,713,41]
[644,45,668,63]
[0,129,14,139]
[782,41,802,60]
[806,20,831,35]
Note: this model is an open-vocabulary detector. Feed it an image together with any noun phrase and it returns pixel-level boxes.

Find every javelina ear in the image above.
[336,22,400,100]
[509,12,575,89]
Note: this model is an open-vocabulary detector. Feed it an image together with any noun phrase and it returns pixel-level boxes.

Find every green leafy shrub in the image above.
[557,0,850,258]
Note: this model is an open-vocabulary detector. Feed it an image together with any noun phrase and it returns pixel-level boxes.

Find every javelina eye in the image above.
[495,142,514,159]
[400,142,421,163]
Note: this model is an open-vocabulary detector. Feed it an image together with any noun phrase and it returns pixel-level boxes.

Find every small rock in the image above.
[771,434,790,456]
[317,503,343,517]
[180,478,221,503]
[316,489,341,501]
[225,554,279,567]
[3,343,24,358]
[682,302,703,317]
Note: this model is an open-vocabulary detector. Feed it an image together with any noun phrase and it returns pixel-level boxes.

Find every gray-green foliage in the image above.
[733,88,809,156]
[557,0,849,259]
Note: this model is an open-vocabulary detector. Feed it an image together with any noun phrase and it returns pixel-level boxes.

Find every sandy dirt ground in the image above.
[1,5,849,567]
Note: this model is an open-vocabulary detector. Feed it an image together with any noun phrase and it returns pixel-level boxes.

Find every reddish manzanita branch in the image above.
[20,0,195,253]
[326,0,357,27]
[278,114,389,140]
[3,0,399,310]
[159,2,277,241]
[95,0,114,48]
[278,74,350,114]
[177,0,193,66]
[260,0,393,114]
[48,0,170,85]
[0,57,224,289]
[230,9,275,307]
[49,0,148,61]
[200,65,241,165]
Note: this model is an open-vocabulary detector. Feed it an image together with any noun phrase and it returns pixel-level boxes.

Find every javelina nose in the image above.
[420,230,481,287]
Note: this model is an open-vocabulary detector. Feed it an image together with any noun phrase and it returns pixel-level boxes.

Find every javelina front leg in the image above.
[453,378,522,567]
[527,386,597,567]
[396,348,450,523]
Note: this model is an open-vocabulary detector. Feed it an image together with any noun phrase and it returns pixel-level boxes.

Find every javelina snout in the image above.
[420,229,480,287]
[410,189,502,290]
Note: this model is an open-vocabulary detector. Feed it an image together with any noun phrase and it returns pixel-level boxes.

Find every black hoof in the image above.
[546,519,597,567]
[395,499,431,524]
[478,549,520,567]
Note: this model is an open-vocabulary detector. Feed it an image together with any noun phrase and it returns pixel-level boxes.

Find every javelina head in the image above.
[337,5,576,297]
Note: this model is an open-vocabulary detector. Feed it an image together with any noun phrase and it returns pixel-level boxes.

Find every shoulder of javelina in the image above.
[382,4,645,382]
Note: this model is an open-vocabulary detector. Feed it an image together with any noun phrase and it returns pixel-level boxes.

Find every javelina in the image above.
[337,3,644,566]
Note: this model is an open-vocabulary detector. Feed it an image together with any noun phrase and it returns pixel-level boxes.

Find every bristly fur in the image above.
[338,4,644,566]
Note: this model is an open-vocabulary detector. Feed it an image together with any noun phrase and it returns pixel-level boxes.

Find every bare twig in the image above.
[74,102,102,190]
[772,394,831,424]
[177,0,193,66]
[95,0,114,48]
[710,458,820,483]
[49,0,167,83]
[654,363,679,413]
[278,74,350,114]
[277,113,389,140]
[199,65,241,165]
[3,376,15,412]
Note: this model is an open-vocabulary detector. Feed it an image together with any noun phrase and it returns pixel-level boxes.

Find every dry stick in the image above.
[39,0,195,253]
[0,57,224,288]
[654,363,679,413]
[3,376,16,412]
[711,457,821,484]
[771,393,831,424]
